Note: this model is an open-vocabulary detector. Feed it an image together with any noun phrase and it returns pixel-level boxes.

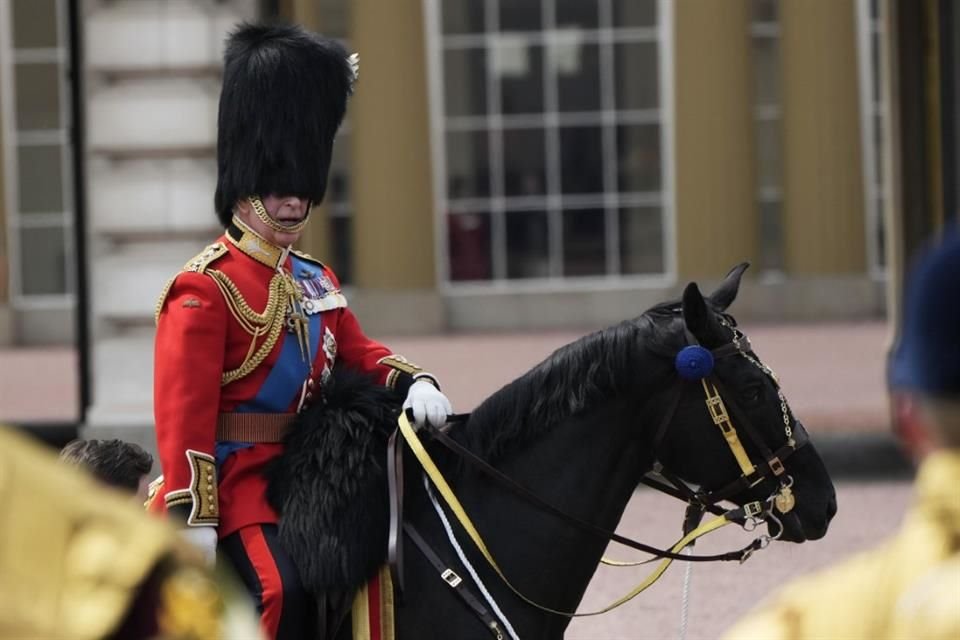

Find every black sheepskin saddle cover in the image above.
[265,366,402,594]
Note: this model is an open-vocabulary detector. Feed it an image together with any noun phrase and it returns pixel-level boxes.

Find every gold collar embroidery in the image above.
[226,216,286,269]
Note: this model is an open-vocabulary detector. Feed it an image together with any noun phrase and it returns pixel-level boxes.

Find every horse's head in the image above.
[644,264,837,543]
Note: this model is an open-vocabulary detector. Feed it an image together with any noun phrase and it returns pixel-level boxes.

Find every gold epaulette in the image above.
[183,242,229,274]
[154,243,229,324]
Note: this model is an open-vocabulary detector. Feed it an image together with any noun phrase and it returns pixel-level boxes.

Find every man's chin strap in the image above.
[249,196,311,234]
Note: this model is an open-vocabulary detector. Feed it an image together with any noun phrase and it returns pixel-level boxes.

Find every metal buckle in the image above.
[441,568,463,588]
[744,501,764,518]
[769,457,785,476]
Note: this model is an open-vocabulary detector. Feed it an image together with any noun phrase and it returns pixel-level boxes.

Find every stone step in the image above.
[87,78,217,152]
[89,157,219,234]
[86,0,241,72]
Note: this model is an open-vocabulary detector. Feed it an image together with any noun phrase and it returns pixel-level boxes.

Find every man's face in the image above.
[235,195,310,246]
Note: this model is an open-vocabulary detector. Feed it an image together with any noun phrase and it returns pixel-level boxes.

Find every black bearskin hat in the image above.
[214,23,354,227]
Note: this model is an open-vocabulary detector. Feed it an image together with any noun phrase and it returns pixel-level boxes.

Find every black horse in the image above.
[270,264,838,639]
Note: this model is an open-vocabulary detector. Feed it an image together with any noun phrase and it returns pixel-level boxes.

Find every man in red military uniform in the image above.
[151,23,452,639]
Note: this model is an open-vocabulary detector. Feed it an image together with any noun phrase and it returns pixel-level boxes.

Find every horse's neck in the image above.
[454,398,654,625]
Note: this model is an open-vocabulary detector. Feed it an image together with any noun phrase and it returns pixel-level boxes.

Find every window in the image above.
[432,0,669,284]
[2,0,75,302]
[857,0,888,277]
[751,0,784,274]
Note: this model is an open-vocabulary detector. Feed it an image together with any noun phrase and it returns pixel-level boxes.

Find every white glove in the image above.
[403,379,453,428]
[180,526,218,566]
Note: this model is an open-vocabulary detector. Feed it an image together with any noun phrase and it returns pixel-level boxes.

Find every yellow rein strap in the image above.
[397,413,737,617]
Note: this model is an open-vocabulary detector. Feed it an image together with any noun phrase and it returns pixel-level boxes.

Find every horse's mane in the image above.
[460,302,687,462]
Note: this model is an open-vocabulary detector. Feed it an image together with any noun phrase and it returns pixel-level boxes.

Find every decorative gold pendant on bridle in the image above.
[774,485,796,513]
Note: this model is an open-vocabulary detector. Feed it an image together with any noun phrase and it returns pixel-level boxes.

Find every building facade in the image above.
[0,0,955,433]
[274,0,892,335]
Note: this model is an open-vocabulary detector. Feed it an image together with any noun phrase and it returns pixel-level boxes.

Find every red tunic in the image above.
[151,224,429,537]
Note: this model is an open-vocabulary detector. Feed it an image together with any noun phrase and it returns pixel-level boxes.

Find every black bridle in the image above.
[643,330,809,528]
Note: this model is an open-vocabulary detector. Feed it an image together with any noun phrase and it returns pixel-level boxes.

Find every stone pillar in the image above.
[83,0,256,442]
[781,0,866,274]
[347,0,443,333]
[673,0,757,278]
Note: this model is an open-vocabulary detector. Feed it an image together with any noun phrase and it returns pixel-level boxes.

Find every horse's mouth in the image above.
[769,511,808,542]
[770,502,835,543]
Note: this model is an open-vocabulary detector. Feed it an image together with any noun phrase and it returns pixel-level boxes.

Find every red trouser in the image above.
[221,524,313,639]
[220,524,352,640]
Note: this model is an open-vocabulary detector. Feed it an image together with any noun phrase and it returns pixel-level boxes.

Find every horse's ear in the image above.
[681,282,711,340]
[709,262,750,311]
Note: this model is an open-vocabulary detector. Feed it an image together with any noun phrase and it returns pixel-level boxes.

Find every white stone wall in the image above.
[84,0,256,432]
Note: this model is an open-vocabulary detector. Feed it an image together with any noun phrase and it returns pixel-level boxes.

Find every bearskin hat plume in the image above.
[214,23,354,227]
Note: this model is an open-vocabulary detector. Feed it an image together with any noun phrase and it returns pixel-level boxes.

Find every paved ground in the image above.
[562,479,914,639]
[389,320,893,435]
[0,321,892,434]
[0,321,913,639]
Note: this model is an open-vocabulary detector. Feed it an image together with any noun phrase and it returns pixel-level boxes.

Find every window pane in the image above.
[12,0,59,48]
[755,118,782,190]
[562,208,605,276]
[445,47,488,117]
[15,63,62,130]
[612,0,656,27]
[329,215,353,285]
[560,126,603,194]
[443,0,485,34]
[20,226,68,295]
[556,0,598,28]
[502,128,546,196]
[18,144,64,213]
[328,131,351,204]
[874,197,887,268]
[617,124,661,192]
[446,130,491,199]
[317,0,351,39]
[448,211,492,281]
[554,40,601,112]
[753,37,780,107]
[871,32,882,102]
[873,112,884,188]
[615,42,659,110]
[497,41,544,114]
[499,0,541,31]
[506,210,549,278]
[619,207,663,274]
[751,0,778,23]
[759,201,784,272]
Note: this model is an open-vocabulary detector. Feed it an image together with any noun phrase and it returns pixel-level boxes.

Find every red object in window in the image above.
[448,212,491,281]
